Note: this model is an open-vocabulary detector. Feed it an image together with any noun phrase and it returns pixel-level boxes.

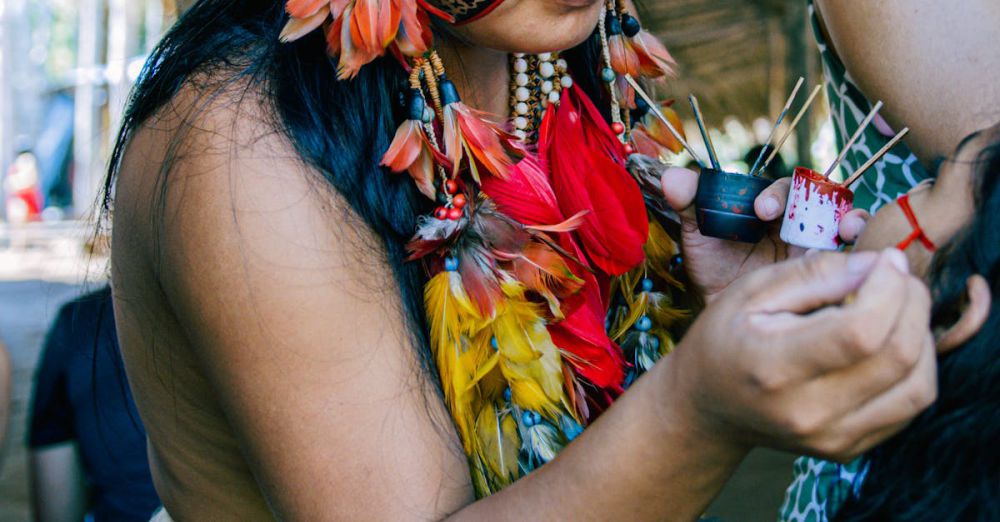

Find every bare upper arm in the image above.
[31,443,88,522]
[127,82,473,519]
[816,0,1000,162]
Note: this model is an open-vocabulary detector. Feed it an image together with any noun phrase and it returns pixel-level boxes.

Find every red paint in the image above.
[792,167,854,206]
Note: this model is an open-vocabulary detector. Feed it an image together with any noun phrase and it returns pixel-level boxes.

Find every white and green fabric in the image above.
[809,0,930,214]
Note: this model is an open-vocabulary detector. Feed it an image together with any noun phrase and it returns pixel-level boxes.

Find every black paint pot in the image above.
[695,168,772,243]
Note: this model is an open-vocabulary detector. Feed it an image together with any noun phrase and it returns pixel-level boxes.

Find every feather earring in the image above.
[426,55,520,182]
[618,12,675,79]
[381,81,449,199]
[606,13,640,78]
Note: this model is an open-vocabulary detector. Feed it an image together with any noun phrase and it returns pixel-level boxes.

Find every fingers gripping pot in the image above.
[780,167,854,251]
[695,169,773,243]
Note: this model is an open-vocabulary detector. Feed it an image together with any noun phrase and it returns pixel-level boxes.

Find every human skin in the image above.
[815,0,1000,164]
[112,2,938,519]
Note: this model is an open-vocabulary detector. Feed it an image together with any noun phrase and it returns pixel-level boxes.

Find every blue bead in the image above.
[601,67,616,83]
[621,14,642,38]
[490,337,499,351]
[521,410,536,427]
[649,336,661,350]
[444,257,459,272]
[503,388,512,402]
[641,278,654,292]
[530,411,543,425]
[636,316,653,332]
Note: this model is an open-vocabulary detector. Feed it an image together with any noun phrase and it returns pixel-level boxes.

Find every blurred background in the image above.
[0,0,830,520]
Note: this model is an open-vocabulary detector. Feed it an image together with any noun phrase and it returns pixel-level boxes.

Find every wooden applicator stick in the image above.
[760,84,824,173]
[841,127,910,188]
[824,101,884,178]
[689,95,721,171]
[750,77,805,176]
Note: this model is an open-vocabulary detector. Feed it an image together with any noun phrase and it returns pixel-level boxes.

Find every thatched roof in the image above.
[643,0,821,124]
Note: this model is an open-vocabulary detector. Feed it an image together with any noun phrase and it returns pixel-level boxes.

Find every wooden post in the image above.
[785,0,812,169]
[72,0,104,218]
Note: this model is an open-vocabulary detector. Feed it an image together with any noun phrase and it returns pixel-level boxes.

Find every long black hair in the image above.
[101,1,608,380]
[836,139,1000,521]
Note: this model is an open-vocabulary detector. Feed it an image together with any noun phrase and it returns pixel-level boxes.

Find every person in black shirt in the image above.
[29,286,159,521]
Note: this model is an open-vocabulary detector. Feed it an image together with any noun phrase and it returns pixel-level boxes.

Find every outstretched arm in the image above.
[132,85,937,521]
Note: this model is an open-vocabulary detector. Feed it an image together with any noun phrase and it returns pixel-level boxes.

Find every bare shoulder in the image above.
[112,72,472,519]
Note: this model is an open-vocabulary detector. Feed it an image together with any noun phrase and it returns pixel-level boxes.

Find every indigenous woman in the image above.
[109,1,938,518]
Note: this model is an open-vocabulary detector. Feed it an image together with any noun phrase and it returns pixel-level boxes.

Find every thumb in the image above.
[740,250,881,314]
[661,167,699,220]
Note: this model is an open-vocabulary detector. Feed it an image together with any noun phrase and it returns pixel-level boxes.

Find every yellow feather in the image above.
[644,217,683,288]
[490,282,568,420]
[425,271,485,453]
[609,291,649,341]
[472,403,521,495]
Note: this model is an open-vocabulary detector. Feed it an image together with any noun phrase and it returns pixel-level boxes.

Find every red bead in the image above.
[611,122,625,135]
[452,194,467,208]
[444,179,459,194]
[447,207,464,220]
[623,143,635,155]
[434,207,448,220]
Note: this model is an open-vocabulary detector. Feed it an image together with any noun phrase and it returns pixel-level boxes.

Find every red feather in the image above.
[280,6,330,43]
[541,85,648,276]
[443,102,517,181]
[286,0,326,18]
[609,34,639,78]
[395,0,432,56]
[482,155,625,397]
[633,30,676,78]
[381,120,442,200]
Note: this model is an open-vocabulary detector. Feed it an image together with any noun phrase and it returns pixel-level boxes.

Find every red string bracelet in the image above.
[895,193,937,252]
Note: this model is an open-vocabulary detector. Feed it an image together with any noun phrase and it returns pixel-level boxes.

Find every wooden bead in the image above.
[452,193,467,208]
[434,207,448,220]
[444,179,459,194]
[611,122,625,135]
[447,207,463,220]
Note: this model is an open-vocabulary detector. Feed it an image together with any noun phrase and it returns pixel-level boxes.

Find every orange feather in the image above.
[285,0,327,18]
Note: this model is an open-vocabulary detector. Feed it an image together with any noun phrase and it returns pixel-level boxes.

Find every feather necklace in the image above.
[282,0,691,498]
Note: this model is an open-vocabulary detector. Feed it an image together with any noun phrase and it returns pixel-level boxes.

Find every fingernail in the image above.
[847,251,879,274]
[762,197,781,218]
[884,248,910,273]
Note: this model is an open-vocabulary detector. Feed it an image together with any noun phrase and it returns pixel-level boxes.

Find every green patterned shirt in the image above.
[778,2,930,520]
[810,0,930,214]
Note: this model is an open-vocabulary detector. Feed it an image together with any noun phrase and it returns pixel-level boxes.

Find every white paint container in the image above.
[780,167,855,251]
